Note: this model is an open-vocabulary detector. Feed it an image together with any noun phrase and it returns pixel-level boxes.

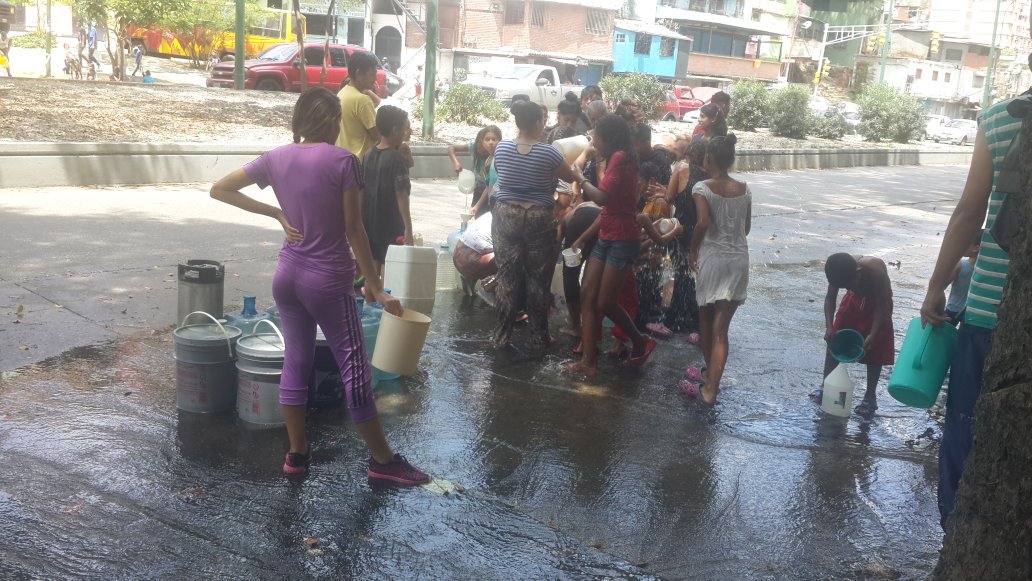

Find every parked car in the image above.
[384,70,405,97]
[923,114,950,140]
[680,86,723,122]
[809,95,831,114]
[657,86,705,121]
[837,102,861,133]
[206,42,388,96]
[467,64,584,109]
[931,118,978,145]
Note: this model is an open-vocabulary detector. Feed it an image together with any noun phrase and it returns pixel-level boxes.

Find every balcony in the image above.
[658,0,745,20]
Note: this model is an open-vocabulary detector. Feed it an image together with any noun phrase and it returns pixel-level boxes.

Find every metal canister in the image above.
[177,260,225,324]
[235,320,286,427]
[174,312,241,413]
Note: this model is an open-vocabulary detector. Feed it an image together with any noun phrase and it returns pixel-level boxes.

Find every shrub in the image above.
[768,84,813,139]
[812,110,849,140]
[429,83,509,125]
[599,73,665,120]
[727,80,768,132]
[10,30,56,49]
[857,82,925,143]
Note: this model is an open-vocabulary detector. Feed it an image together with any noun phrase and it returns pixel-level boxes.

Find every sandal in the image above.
[854,400,878,419]
[645,322,674,338]
[686,332,701,345]
[685,366,706,383]
[627,338,658,367]
[678,379,700,399]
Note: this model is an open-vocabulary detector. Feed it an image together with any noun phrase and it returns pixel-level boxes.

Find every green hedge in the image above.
[599,73,665,120]
[857,83,924,143]
[10,30,57,49]
[769,84,813,139]
[727,80,769,132]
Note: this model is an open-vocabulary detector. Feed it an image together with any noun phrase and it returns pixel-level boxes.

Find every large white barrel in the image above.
[383,245,437,313]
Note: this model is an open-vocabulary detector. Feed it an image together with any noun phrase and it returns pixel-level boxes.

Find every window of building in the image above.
[660,37,676,57]
[944,48,963,61]
[752,8,762,22]
[689,0,707,11]
[932,70,939,81]
[531,3,545,27]
[504,1,524,25]
[634,33,652,55]
[615,32,627,43]
[973,75,985,88]
[915,68,922,79]
[945,72,951,83]
[585,8,610,35]
[709,31,732,55]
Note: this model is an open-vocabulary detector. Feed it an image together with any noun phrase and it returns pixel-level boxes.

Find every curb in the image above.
[0,142,972,188]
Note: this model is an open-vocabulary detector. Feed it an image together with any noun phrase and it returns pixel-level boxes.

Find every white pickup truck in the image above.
[467,64,585,109]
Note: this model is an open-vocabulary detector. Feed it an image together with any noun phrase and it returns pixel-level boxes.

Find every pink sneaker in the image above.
[367,454,431,486]
[283,448,310,475]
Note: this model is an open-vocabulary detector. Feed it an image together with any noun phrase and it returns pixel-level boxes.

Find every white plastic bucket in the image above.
[371,309,432,376]
[383,245,438,312]
[821,364,855,418]
[553,135,590,166]
[235,320,286,427]
[562,247,582,267]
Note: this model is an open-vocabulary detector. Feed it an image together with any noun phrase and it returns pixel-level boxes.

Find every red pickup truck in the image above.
[207,42,387,96]
[656,86,705,122]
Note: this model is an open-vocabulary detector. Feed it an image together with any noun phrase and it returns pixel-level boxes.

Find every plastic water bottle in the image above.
[436,244,458,291]
[224,295,270,335]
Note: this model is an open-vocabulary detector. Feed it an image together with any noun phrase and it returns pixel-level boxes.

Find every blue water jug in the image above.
[224,295,271,336]
[888,318,958,408]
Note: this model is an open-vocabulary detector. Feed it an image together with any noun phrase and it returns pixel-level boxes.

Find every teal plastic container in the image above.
[888,318,958,408]
[224,296,271,336]
[830,328,865,363]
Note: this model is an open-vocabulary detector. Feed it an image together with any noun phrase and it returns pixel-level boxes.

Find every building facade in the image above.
[612,18,691,80]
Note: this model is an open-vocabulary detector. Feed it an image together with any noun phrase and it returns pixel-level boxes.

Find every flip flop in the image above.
[627,338,658,367]
[645,322,674,338]
[854,400,878,419]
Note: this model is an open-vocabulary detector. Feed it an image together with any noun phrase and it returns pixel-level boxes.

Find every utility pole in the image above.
[982,0,1004,110]
[234,0,245,90]
[421,0,438,139]
[878,0,895,83]
[814,20,828,97]
[45,0,51,77]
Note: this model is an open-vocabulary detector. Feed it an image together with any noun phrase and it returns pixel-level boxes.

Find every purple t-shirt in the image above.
[244,142,361,276]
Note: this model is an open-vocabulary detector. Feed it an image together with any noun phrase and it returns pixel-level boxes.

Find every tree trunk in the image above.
[319,0,334,87]
[933,112,1032,578]
[292,0,306,91]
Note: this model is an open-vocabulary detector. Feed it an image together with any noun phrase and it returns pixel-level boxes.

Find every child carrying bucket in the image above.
[210,87,429,485]
[813,253,895,419]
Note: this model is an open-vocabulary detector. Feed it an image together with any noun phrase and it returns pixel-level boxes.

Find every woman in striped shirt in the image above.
[491,99,581,348]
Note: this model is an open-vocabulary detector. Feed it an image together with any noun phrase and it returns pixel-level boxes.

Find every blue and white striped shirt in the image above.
[492,140,564,207]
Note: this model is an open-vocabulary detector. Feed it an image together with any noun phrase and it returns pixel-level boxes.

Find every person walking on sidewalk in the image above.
[0,32,11,77]
[86,22,101,70]
[210,87,430,485]
[130,44,143,77]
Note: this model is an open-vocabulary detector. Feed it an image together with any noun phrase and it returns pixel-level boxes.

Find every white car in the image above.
[932,119,978,145]
[924,115,950,140]
[809,96,830,114]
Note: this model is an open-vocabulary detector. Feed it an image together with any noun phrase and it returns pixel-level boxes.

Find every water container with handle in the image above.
[888,317,958,408]
[174,311,241,413]
[457,169,476,195]
[371,308,432,376]
[821,364,854,418]
[553,135,590,166]
[235,319,286,427]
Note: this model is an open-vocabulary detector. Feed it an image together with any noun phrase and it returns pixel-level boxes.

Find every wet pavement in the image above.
[0,165,966,578]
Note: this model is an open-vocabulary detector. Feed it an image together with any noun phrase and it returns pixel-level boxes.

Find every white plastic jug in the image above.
[457,169,476,195]
[436,244,459,291]
[553,135,590,166]
[383,245,437,313]
[821,364,855,418]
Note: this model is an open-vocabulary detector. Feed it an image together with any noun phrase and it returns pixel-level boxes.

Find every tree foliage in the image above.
[599,73,665,120]
[726,80,768,132]
[857,82,924,143]
[427,83,509,125]
[811,109,849,140]
[73,0,187,74]
[768,84,813,139]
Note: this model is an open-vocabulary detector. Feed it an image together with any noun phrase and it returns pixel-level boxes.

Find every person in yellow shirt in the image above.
[336,51,381,160]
